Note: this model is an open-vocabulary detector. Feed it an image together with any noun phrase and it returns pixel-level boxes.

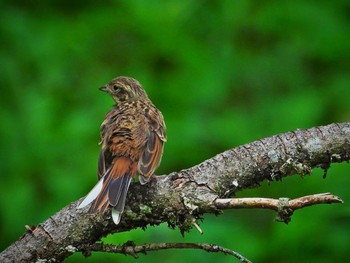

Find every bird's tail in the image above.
[77,157,135,224]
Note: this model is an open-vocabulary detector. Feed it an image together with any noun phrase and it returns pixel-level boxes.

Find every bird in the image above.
[78,76,166,224]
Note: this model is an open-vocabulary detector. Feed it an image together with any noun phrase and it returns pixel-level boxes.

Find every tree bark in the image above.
[1,122,349,262]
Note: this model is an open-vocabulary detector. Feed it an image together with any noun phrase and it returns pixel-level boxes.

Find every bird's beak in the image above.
[99,85,108,92]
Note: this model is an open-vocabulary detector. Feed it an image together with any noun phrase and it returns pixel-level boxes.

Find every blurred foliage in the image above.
[1,1,350,262]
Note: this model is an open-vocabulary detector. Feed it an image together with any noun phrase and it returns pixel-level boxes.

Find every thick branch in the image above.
[1,122,349,262]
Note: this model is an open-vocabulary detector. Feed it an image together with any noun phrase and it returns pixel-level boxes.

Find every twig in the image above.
[78,242,252,263]
[214,192,343,223]
[192,219,203,234]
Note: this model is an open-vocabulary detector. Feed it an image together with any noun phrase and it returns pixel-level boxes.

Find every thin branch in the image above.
[78,242,252,263]
[288,192,343,207]
[214,193,343,223]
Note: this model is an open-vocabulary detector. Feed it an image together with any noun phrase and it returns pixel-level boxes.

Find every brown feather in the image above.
[89,173,112,212]
[138,132,164,184]
[89,157,136,212]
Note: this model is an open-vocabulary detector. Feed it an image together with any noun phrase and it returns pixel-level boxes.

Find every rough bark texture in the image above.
[1,122,349,262]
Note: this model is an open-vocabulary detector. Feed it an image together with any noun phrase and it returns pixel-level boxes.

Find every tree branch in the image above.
[1,122,349,262]
[76,241,252,263]
[214,193,343,223]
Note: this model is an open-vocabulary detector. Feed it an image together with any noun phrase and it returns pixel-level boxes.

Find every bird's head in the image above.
[99,76,148,102]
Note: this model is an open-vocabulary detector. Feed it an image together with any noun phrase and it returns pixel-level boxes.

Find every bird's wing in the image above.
[138,114,166,184]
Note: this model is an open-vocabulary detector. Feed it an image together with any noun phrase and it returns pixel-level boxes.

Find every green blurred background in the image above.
[1,1,350,262]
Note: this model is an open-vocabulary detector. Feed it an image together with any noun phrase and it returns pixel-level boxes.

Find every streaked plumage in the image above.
[78,76,166,224]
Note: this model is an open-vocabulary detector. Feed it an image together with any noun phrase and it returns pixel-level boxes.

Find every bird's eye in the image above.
[113,85,120,91]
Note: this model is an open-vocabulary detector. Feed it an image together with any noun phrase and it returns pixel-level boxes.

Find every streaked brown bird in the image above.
[78,76,166,224]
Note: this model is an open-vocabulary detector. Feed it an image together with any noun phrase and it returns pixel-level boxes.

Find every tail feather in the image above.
[78,157,136,224]
[89,171,113,212]
[112,209,121,224]
[77,168,110,209]
[114,176,132,212]
[108,173,131,206]
[110,175,132,224]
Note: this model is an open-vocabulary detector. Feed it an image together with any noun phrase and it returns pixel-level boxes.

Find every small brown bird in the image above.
[78,76,166,224]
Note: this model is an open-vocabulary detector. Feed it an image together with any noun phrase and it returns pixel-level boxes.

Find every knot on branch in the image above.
[275,198,293,224]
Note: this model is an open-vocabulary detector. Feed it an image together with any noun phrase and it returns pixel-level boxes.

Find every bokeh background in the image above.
[1,1,350,262]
